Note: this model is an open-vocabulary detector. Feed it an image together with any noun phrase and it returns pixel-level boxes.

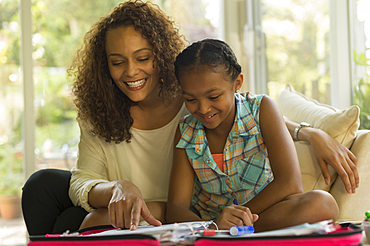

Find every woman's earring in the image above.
[236,89,240,93]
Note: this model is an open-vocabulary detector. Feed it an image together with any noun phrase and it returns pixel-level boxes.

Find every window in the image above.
[244,0,369,129]
[157,0,220,43]
[31,1,127,170]
[0,0,23,199]
[352,0,370,129]
[261,0,331,103]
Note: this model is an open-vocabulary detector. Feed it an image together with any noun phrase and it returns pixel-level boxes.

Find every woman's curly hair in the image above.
[68,0,185,144]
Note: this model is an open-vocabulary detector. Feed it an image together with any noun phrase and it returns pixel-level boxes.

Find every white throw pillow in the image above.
[275,83,360,192]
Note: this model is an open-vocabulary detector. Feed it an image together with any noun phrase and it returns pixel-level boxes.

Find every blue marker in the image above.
[233,198,239,205]
[229,225,255,236]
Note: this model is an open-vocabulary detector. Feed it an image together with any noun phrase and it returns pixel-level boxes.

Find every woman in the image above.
[23,0,186,235]
[21,0,358,236]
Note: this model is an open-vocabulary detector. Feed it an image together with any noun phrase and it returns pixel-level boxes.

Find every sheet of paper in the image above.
[83,221,209,237]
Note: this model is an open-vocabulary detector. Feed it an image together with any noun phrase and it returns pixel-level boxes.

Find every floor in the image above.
[0,216,27,246]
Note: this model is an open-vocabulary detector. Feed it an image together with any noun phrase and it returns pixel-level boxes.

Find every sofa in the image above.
[275,83,370,221]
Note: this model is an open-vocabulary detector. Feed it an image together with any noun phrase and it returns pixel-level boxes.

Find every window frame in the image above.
[20,0,35,180]
[329,0,353,109]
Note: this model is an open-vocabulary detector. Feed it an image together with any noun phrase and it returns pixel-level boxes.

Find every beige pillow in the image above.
[275,83,360,192]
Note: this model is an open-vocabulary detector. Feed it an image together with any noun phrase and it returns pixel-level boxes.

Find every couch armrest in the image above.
[330,130,370,221]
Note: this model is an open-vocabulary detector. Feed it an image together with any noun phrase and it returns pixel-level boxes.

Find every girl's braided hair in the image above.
[68,0,185,143]
[174,38,241,82]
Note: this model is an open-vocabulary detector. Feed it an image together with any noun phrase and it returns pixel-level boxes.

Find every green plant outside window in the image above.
[353,50,370,130]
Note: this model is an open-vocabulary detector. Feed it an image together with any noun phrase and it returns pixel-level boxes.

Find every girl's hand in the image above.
[108,181,162,230]
[308,129,359,194]
[215,205,258,230]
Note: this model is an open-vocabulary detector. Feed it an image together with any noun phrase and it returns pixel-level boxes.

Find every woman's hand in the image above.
[215,205,258,230]
[109,180,162,230]
[307,129,359,194]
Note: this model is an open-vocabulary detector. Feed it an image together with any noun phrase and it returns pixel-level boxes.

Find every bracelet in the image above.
[294,122,312,141]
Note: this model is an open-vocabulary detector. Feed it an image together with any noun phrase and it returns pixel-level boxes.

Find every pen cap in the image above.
[229,226,254,236]
[203,229,217,236]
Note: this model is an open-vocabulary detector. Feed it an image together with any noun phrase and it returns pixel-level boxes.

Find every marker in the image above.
[233,198,239,205]
[202,226,254,236]
[229,225,255,236]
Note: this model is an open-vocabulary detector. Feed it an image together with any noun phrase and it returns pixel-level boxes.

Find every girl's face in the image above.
[179,67,243,132]
[105,26,160,103]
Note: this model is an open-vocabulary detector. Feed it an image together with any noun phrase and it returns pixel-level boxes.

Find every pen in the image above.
[233,198,239,205]
[202,226,255,236]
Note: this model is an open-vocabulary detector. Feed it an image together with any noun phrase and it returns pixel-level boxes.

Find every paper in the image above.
[83,220,210,244]
[70,220,336,245]
[84,223,179,237]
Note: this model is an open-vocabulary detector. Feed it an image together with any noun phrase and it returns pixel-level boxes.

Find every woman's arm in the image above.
[69,122,161,230]
[69,121,112,212]
[166,128,203,223]
[245,96,303,214]
[88,181,161,230]
[284,119,359,194]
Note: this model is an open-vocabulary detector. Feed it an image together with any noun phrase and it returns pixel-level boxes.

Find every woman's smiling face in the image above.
[105,26,160,103]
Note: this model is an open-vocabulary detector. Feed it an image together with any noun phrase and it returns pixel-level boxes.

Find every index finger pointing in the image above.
[130,199,142,230]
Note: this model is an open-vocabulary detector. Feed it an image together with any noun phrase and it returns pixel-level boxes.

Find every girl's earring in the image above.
[236,89,240,93]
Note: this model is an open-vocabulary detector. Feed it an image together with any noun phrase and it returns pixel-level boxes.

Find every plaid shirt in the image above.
[177,92,274,220]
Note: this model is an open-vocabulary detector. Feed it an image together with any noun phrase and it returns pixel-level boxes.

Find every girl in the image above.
[166,39,339,232]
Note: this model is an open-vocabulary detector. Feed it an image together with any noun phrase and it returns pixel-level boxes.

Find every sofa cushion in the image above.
[275,83,360,192]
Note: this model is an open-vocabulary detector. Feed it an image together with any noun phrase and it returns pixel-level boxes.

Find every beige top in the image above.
[69,104,188,212]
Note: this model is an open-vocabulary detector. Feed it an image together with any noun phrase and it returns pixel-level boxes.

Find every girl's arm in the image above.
[166,128,203,224]
[244,96,303,214]
[285,119,358,194]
